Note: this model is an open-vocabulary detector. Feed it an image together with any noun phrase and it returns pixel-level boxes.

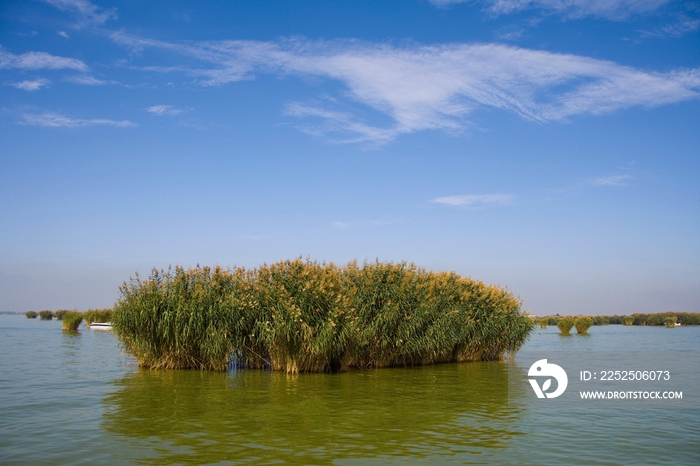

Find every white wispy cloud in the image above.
[641,15,700,38]
[42,0,117,26]
[285,102,398,144]
[63,75,109,85]
[58,31,69,38]
[588,174,634,186]
[615,161,635,170]
[109,34,700,143]
[431,0,672,20]
[333,222,349,229]
[495,25,527,41]
[20,112,135,128]
[0,47,88,71]
[8,79,51,91]
[147,105,183,116]
[432,194,513,207]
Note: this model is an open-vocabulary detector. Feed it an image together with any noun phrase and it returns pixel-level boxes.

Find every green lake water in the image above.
[1,315,698,465]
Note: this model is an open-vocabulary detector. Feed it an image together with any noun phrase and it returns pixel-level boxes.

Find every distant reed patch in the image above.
[25,311,38,319]
[574,316,593,335]
[591,315,609,325]
[557,317,574,336]
[112,259,534,373]
[39,310,54,320]
[62,312,83,332]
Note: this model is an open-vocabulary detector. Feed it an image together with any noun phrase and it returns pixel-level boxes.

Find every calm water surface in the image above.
[1,316,698,465]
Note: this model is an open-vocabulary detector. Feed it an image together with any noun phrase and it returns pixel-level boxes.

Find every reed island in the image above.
[111,258,534,373]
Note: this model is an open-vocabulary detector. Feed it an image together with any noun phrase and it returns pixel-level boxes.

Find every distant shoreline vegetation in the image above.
[539,313,700,327]
[19,309,112,330]
[111,259,534,373]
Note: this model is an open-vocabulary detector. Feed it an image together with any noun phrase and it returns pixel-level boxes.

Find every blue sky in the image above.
[1,0,698,315]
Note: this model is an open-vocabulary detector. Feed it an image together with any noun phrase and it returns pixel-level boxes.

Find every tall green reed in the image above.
[112,265,248,371]
[111,259,534,373]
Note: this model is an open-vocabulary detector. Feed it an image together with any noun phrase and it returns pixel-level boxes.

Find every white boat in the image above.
[89,322,112,330]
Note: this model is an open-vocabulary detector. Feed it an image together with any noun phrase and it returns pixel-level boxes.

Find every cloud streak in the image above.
[42,0,117,26]
[430,0,672,20]
[588,174,634,186]
[20,112,135,128]
[432,194,513,207]
[110,34,700,143]
[147,105,183,116]
[63,75,111,85]
[8,79,51,91]
[0,47,88,71]
[285,102,399,144]
[641,15,700,38]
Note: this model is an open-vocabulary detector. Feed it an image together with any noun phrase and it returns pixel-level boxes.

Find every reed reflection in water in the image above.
[102,362,523,465]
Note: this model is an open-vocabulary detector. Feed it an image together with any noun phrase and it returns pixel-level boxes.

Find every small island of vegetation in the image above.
[62,311,84,332]
[111,258,535,373]
[556,317,575,335]
[574,316,593,335]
